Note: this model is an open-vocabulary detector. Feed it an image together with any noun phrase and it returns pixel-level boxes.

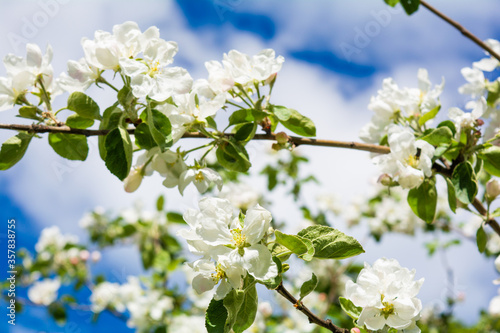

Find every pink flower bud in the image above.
[69,257,79,265]
[487,179,500,199]
[351,328,361,333]
[79,250,90,261]
[91,251,101,262]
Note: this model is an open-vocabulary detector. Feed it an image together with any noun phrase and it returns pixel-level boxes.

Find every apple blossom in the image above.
[179,198,278,296]
[448,97,486,130]
[345,258,424,332]
[458,67,487,98]
[178,167,223,195]
[373,125,435,189]
[28,278,60,305]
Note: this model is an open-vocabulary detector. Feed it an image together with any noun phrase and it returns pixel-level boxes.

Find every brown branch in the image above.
[0,123,391,155]
[420,0,500,63]
[275,282,350,333]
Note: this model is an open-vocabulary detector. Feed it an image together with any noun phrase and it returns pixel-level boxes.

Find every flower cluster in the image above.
[345,258,424,332]
[0,43,59,112]
[90,276,174,331]
[178,198,277,300]
[359,68,444,144]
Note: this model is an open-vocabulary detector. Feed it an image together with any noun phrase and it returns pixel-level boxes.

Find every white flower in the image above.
[448,96,486,130]
[123,167,144,193]
[373,125,434,189]
[178,167,223,195]
[173,79,226,124]
[206,49,284,94]
[35,226,78,253]
[360,70,443,144]
[58,58,100,93]
[458,67,487,98]
[28,278,60,305]
[82,21,158,71]
[119,37,193,101]
[473,39,500,72]
[219,182,260,210]
[179,198,278,295]
[345,258,424,331]
[189,257,246,300]
[169,314,206,333]
[0,43,59,110]
[90,282,121,312]
[489,290,500,316]
[126,291,173,329]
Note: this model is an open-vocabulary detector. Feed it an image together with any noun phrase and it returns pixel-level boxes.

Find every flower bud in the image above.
[91,251,102,262]
[124,168,144,193]
[276,132,288,145]
[271,143,282,151]
[69,257,79,265]
[79,250,90,261]
[495,255,500,273]
[351,329,361,333]
[378,174,393,186]
[487,179,500,199]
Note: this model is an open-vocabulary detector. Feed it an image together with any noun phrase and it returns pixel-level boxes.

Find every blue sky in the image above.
[1,0,500,331]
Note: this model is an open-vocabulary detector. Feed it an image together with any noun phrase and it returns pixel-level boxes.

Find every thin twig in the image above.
[420,0,500,62]
[275,282,350,333]
[0,123,391,155]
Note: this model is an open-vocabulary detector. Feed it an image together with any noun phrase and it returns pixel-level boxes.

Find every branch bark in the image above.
[0,123,391,155]
[420,0,500,62]
[275,282,350,333]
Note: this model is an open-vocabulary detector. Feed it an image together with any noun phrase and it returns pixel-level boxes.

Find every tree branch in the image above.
[0,123,391,155]
[420,0,500,63]
[275,282,350,333]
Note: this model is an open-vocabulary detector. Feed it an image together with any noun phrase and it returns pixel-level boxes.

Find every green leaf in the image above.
[299,273,318,301]
[134,123,155,150]
[17,106,41,120]
[118,85,135,109]
[445,178,457,213]
[48,133,89,161]
[297,226,365,259]
[228,109,267,125]
[451,161,478,204]
[418,105,440,126]
[275,230,314,261]
[339,297,362,320]
[479,146,500,177]
[67,92,101,120]
[223,285,258,333]
[206,298,227,333]
[476,225,487,253]
[0,133,33,170]
[147,108,172,150]
[216,140,251,172]
[419,126,453,146]
[167,212,186,224]
[407,178,437,223]
[152,250,171,271]
[272,106,316,137]
[156,195,165,212]
[271,243,292,262]
[261,256,282,289]
[98,105,125,160]
[65,114,94,129]
[234,122,257,142]
[399,0,420,15]
[104,127,132,180]
[487,80,500,107]
[48,302,67,324]
[437,120,457,137]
